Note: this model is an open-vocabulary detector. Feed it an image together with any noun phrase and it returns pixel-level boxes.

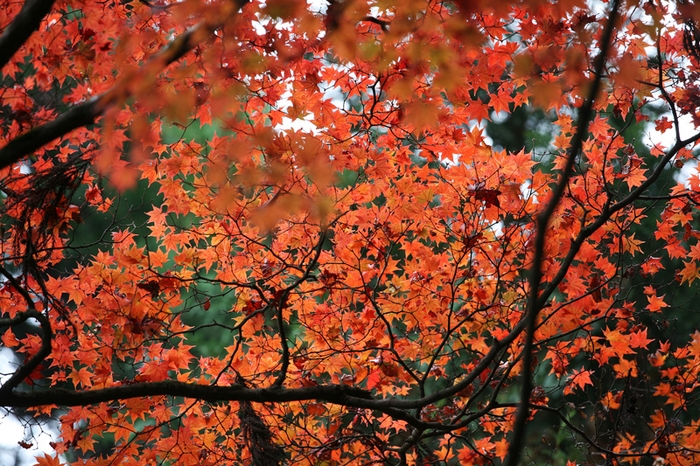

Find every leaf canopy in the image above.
[2,0,700,465]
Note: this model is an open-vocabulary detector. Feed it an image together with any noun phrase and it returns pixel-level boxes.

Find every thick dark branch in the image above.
[0,0,249,171]
[359,16,390,32]
[0,382,434,429]
[1,382,370,408]
[535,129,700,313]
[0,0,56,72]
[610,130,700,214]
[505,1,621,464]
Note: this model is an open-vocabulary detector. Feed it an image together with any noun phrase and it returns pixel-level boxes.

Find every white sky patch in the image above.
[275,115,320,134]
[252,19,267,35]
[643,108,699,187]
[490,221,504,237]
[675,160,700,187]
[0,348,59,466]
[490,110,509,124]
[520,179,538,204]
[272,88,321,134]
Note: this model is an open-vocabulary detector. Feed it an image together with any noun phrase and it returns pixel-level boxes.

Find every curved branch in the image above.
[0,381,439,429]
[0,0,56,72]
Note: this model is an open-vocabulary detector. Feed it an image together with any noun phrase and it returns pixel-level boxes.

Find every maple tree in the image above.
[4,0,700,464]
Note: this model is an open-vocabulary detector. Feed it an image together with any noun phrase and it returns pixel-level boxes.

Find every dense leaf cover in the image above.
[2,0,700,464]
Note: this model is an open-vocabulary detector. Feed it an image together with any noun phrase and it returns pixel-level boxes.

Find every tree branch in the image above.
[0,381,443,430]
[0,0,249,171]
[0,0,56,72]
[272,229,327,388]
[505,0,621,464]
[0,382,366,407]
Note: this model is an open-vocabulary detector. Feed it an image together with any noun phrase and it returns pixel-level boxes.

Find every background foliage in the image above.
[2,0,700,465]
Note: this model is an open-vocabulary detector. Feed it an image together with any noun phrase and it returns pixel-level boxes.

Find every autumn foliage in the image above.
[3,0,700,464]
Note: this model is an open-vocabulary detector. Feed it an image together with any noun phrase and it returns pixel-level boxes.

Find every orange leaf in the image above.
[564,368,593,395]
